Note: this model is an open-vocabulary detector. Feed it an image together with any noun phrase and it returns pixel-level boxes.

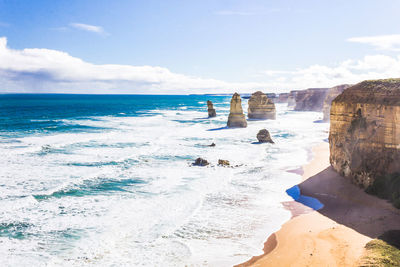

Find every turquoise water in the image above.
[0,94,328,266]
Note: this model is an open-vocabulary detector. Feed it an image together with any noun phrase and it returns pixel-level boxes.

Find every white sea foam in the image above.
[0,103,328,266]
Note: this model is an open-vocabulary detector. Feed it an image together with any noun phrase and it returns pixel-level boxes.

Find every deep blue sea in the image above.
[0,94,328,266]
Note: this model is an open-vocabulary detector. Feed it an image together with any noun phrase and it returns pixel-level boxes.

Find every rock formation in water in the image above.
[257,129,274,143]
[294,88,329,111]
[227,93,247,128]
[287,90,299,108]
[193,158,210,166]
[218,159,230,166]
[329,79,400,191]
[207,100,216,117]
[247,91,276,120]
[322,84,351,121]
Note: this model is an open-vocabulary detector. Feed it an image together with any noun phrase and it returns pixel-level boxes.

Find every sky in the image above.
[0,0,400,94]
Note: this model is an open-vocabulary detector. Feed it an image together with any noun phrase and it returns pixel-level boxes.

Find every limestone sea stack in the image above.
[207,100,216,117]
[294,88,329,111]
[227,93,247,128]
[247,91,276,120]
[322,84,351,121]
[329,79,400,191]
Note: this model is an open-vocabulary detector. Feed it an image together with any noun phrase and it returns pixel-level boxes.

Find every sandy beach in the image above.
[237,142,400,267]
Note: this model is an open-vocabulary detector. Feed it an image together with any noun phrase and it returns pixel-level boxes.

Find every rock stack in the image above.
[257,129,274,143]
[329,79,400,190]
[207,100,216,117]
[322,84,351,121]
[247,91,276,120]
[227,93,247,128]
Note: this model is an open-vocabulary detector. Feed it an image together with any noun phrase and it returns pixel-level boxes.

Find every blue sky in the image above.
[0,0,400,94]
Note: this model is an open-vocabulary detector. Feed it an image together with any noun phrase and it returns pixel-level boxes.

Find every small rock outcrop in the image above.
[256,129,274,143]
[218,159,230,166]
[227,93,247,128]
[322,84,351,121]
[294,88,329,111]
[208,143,216,147]
[329,79,400,190]
[248,91,276,120]
[207,100,216,117]
[193,158,210,166]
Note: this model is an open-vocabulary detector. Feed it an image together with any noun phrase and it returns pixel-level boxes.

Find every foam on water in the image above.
[0,96,328,267]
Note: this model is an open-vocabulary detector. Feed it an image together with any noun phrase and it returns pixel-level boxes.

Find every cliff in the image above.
[329,79,400,206]
[322,84,351,121]
[227,93,247,128]
[294,88,329,111]
[287,90,299,108]
[248,91,276,120]
[207,100,216,117]
[276,93,289,103]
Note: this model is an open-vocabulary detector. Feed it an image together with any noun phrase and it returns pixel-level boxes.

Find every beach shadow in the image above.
[294,166,400,239]
[286,185,324,210]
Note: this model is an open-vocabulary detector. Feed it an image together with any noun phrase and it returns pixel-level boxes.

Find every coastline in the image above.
[237,142,400,267]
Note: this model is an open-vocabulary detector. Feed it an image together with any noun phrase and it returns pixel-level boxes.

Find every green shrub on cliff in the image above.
[359,231,400,267]
[366,173,400,209]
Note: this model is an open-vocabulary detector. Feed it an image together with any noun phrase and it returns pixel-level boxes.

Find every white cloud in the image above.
[261,54,400,89]
[0,37,269,94]
[348,34,400,51]
[0,36,399,94]
[70,23,106,35]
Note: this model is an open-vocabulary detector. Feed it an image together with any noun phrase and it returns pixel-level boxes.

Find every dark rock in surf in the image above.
[257,129,274,143]
[193,158,210,166]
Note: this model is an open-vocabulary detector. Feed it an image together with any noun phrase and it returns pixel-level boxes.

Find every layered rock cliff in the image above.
[247,91,276,120]
[329,79,400,193]
[276,93,289,103]
[294,88,329,111]
[227,93,247,128]
[322,84,351,121]
[207,100,216,117]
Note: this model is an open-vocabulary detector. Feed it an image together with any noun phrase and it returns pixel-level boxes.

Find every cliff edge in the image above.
[329,79,400,205]
[322,84,351,121]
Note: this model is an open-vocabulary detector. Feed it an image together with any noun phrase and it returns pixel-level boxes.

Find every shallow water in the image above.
[0,94,328,266]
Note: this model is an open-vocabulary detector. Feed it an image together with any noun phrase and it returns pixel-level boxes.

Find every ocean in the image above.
[0,94,328,266]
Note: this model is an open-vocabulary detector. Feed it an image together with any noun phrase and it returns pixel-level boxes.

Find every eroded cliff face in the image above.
[322,84,351,121]
[276,93,289,103]
[329,79,400,189]
[287,90,299,108]
[248,91,276,120]
[294,88,329,111]
[227,93,247,128]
